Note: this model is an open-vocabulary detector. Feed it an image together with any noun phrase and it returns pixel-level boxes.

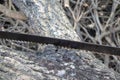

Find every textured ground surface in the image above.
[0,45,116,80]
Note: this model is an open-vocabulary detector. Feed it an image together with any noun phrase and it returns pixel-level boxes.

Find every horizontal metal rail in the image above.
[0,31,120,56]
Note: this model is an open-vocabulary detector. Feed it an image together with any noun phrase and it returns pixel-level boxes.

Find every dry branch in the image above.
[0,4,27,20]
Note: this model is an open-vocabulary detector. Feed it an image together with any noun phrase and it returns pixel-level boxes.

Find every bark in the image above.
[0,0,117,80]
[12,0,80,40]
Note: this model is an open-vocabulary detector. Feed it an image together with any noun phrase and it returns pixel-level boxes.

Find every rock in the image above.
[0,45,116,80]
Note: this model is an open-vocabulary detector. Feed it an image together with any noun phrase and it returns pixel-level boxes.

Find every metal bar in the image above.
[0,31,120,55]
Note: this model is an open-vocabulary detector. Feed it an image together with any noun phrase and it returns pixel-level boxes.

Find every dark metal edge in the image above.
[0,31,120,56]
